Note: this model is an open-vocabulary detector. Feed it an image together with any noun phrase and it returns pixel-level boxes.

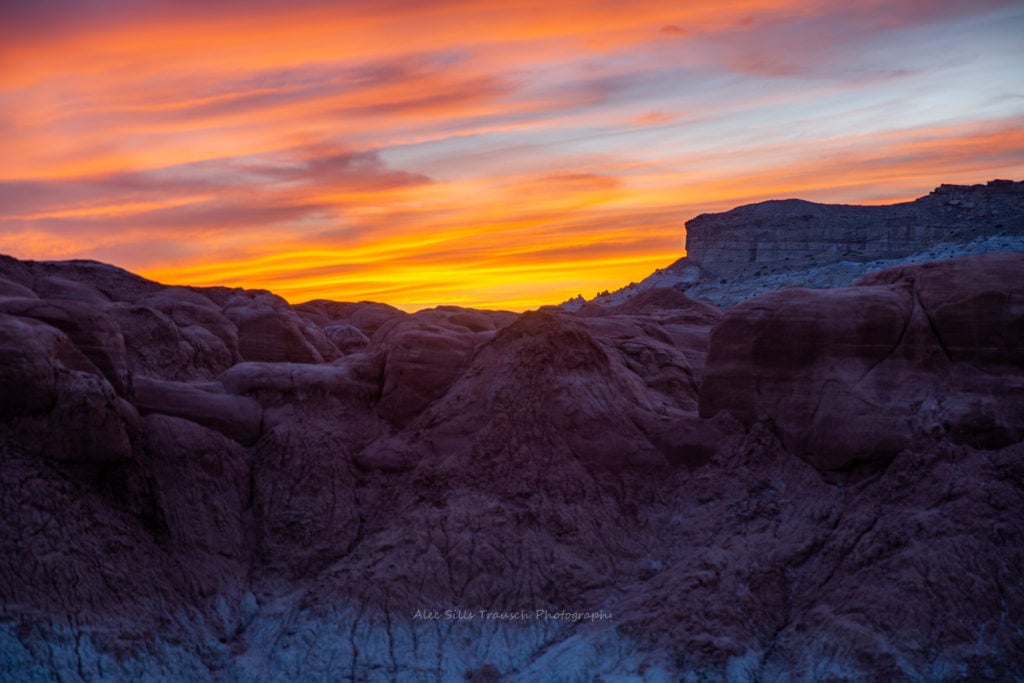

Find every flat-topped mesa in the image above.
[931,178,1024,195]
[682,179,1024,280]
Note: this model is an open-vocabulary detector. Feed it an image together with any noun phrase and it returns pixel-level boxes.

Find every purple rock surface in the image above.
[0,213,1022,680]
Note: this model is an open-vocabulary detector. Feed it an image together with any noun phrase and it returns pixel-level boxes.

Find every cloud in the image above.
[684,0,1022,80]
[1,144,429,216]
[1,0,1022,310]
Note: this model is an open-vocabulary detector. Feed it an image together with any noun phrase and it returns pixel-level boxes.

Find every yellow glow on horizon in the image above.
[1,1,1022,310]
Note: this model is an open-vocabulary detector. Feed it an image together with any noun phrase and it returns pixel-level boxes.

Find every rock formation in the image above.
[0,185,1022,680]
[586,179,1024,308]
[700,252,1024,477]
[685,180,1024,277]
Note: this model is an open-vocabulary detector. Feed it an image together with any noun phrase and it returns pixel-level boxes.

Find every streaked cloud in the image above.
[1,0,1022,310]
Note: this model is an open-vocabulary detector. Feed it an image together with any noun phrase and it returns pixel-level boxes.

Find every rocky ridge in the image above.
[580,179,1024,308]
[0,182,1023,681]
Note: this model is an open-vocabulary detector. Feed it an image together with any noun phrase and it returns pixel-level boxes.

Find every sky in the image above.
[1,0,1022,311]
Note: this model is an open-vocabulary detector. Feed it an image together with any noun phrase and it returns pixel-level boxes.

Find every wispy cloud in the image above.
[1,0,1022,309]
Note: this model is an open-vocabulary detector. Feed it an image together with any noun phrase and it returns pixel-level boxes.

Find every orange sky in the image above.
[1,0,1022,310]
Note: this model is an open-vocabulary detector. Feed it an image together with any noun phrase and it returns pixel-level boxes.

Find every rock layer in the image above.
[700,252,1024,477]
[685,180,1024,279]
[1,223,1023,680]
[586,179,1024,308]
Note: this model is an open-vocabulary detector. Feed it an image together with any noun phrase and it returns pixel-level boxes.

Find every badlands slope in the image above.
[0,181,1022,681]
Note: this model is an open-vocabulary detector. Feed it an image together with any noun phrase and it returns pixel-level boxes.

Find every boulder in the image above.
[323,323,370,353]
[605,287,720,321]
[32,275,109,305]
[220,361,377,407]
[0,277,37,299]
[133,376,262,445]
[0,298,130,396]
[222,292,332,363]
[108,303,197,381]
[367,309,724,475]
[298,317,342,362]
[369,306,515,427]
[0,315,65,416]
[699,253,1024,474]
[41,371,138,463]
[858,251,1024,368]
[142,288,241,375]
[0,305,135,464]
[0,312,138,464]
[293,299,407,336]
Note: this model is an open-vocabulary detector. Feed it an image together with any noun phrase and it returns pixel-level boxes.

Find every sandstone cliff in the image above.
[587,179,1024,308]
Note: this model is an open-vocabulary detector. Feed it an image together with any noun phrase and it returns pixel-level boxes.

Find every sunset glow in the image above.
[2,1,1022,310]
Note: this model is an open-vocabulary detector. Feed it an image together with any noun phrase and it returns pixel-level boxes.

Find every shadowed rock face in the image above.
[0,298,130,396]
[699,252,1024,476]
[369,306,518,428]
[223,291,340,364]
[0,244,1022,680]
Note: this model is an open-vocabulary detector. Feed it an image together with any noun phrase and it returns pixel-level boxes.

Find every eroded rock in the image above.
[700,253,1024,474]
[133,376,262,445]
[0,211,1021,681]
[0,298,130,396]
[223,292,335,364]
[370,306,516,427]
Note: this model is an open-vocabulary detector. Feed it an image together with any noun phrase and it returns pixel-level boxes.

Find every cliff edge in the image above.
[585,179,1024,308]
